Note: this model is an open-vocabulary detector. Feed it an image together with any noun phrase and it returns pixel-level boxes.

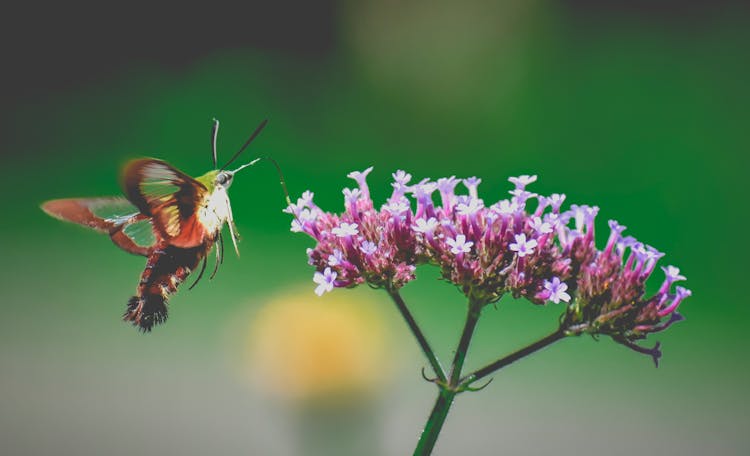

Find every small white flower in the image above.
[331,222,359,237]
[313,267,337,296]
[509,233,538,258]
[412,217,439,234]
[544,277,570,304]
[446,234,473,255]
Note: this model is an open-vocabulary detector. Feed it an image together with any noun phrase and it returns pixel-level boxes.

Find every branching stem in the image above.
[413,300,482,455]
[414,319,567,455]
[449,300,483,386]
[386,286,447,384]
[390,286,569,456]
[460,328,566,389]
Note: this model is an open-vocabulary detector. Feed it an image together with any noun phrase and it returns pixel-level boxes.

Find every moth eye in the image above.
[217,173,227,185]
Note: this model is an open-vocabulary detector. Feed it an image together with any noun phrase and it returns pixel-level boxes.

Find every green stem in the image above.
[386,286,447,384]
[459,328,566,387]
[413,390,456,456]
[449,301,483,386]
[413,300,483,455]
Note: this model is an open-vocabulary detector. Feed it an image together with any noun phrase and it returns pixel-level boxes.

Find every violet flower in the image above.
[313,267,337,296]
[446,235,474,255]
[509,233,538,257]
[288,167,692,455]
[542,277,571,304]
[289,168,690,363]
[560,220,692,366]
[288,167,418,291]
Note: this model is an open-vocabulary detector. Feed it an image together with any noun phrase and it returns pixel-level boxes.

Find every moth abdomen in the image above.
[124,244,209,332]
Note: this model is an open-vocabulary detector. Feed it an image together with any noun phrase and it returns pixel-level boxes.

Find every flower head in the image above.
[290,168,690,365]
[562,230,691,366]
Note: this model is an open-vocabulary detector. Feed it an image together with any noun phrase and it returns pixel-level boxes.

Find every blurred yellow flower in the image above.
[243,286,394,404]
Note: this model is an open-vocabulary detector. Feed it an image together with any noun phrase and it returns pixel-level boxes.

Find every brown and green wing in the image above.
[41,197,156,256]
[122,159,210,248]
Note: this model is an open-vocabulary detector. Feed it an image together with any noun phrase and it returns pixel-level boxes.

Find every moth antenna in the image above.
[211,119,220,169]
[220,119,268,171]
[188,256,208,290]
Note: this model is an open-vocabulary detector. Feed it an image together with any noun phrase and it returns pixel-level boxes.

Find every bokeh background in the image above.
[2,1,748,455]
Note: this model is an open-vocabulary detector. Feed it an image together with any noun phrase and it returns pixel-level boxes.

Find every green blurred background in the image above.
[2,1,748,455]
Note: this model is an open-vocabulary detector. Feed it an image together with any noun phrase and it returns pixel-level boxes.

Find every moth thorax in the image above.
[198,186,232,235]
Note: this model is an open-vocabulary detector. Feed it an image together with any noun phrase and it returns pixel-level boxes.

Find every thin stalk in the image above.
[413,390,456,456]
[460,328,566,387]
[414,324,567,455]
[386,286,447,384]
[413,300,482,455]
[448,301,483,386]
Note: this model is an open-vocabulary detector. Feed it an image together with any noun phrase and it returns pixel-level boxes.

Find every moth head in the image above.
[216,170,235,189]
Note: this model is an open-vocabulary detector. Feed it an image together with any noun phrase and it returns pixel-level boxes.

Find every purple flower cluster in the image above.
[561,221,692,365]
[287,168,691,363]
[286,167,418,291]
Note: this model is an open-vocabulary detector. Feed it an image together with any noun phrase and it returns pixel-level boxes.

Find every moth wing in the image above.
[122,159,209,248]
[41,197,156,256]
[111,216,157,256]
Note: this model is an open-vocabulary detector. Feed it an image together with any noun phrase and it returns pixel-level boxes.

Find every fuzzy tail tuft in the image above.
[124,295,168,332]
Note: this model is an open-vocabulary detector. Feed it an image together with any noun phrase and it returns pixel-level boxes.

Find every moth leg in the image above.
[210,233,223,280]
[219,232,225,264]
[227,218,240,257]
[188,255,208,290]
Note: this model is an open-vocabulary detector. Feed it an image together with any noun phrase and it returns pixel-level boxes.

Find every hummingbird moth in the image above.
[42,119,271,331]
